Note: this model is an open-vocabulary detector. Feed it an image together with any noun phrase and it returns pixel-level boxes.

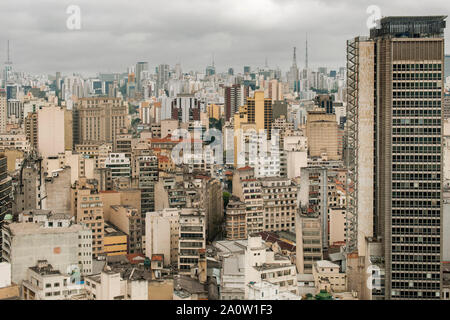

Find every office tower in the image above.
[0,154,12,261]
[0,90,6,133]
[244,66,250,74]
[228,68,234,76]
[224,84,244,121]
[346,16,446,300]
[7,99,23,123]
[74,97,128,144]
[315,94,334,114]
[171,94,201,123]
[157,64,170,95]
[55,72,61,91]
[306,109,340,160]
[135,62,148,93]
[246,91,273,138]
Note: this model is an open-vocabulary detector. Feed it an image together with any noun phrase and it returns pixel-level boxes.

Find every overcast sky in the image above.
[0,0,449,76]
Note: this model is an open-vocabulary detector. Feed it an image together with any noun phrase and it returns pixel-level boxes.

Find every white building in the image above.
[145,208,180,267]
[22,260,84,300]
[2,216,92,284]
[0,262,11,288]
[85,266,148,300]
[105,153,131,178]
[247,281,301,300]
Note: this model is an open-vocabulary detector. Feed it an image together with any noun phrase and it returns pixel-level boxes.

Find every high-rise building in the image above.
[0,154,12,261]
[70,178,105,258]
[306,109,340,160]
[178,208,206,274]
[346,16,446,300]
[224,84,244,122]
[74,97,128,144]
[0,90,6,133]
[157,64,170,96]
[25,112,38,150]
[445,54,450,79]
[246,91,273,139]
[37,106,72,159]
[135,62,148,93]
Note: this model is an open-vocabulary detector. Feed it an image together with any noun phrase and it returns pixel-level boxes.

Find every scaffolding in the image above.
[345,38,359,254]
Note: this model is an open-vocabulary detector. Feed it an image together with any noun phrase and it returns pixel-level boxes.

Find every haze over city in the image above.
[0,0,449,75]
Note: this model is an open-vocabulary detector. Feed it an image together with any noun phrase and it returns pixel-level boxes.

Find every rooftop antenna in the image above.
[292,47,297,68]
[305,33,309,69]
[6,40,12,64]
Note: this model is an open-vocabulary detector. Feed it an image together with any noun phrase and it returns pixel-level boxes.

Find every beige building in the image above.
[312,260,347,293]
[25,112,38,150]
[75,97,128,143]
[260,177,298,233]
[306,109,340,160]
[37,106,72,159]
[145,208,180,267]
[295,213,323,274]
[328,208,346,247]
[70,178,105,257]
[225,197,246,240]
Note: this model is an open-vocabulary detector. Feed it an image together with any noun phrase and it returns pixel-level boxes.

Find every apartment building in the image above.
[145,208,180,267]
[71,179,105,258]
[260,177,298,233]
[225,197,247,240]
[178,208,206,274]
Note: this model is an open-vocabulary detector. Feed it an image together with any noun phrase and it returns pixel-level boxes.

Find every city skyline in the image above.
[0,0,449,75]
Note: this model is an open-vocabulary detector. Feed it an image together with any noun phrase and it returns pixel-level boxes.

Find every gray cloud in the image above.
[0,0,449,76]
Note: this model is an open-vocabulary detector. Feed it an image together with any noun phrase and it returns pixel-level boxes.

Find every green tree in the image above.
[223,191,231,209]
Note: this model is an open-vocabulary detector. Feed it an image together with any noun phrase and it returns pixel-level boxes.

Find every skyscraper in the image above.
[346,16,446,300]
[135,61,148,93]
[224,84,245,122]
[157,64,169,96]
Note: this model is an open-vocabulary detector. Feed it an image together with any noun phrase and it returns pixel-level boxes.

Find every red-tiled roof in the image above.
[257,231,296,252]
[151,254,163,261]
[237,166,253,171]
[126,253,146,264]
